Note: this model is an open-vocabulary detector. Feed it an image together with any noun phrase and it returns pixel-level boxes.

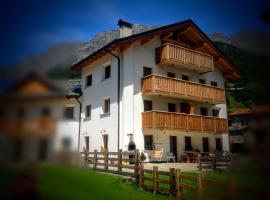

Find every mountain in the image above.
[0,24,159,81]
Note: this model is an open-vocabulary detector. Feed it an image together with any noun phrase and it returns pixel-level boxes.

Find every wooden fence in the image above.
[81,150,269,199]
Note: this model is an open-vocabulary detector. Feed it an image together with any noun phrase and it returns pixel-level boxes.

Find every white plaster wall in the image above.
[80,55,119,152]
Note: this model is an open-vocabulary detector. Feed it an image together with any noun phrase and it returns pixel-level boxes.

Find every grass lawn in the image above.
[0,164,171,200]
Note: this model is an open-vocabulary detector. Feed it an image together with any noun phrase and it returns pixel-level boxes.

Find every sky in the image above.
[0,0,269,68]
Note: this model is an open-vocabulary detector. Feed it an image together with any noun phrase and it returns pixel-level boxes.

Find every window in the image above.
[181,103,191,114]
[62,138,71,150]
[168,103,176,112]
[200,107,208,116]
[86,74,92,87]
[64,107,74,119]
[144,100,152,111]
[104,65,111,79]
[199,79,206,84]
[102,134,108,151]
[144,135,153,150]
[41,107,51,117]
[202,137,209,152]
[85,105,91,118]
[143,67,152,77]
[212,109,219,117]
[167,72,176,78]
[103,98,110,114]
[185,136,192,151]
[182,75,189,81]
[215,138,222,151]
[84,136,89,152]
[211,81,218,87]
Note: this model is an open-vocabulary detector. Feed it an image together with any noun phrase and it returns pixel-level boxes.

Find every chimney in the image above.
[118,19,133,38]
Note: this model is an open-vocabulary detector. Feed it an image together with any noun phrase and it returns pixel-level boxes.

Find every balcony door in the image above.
[180,103,191,114]
[169,136,177,161]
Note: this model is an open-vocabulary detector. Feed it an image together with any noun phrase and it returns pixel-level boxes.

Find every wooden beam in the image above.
[160,32,173,40]
[140,36,154,45]
[119,43,131,52]
[194,42,206,50]
[214,56,221,62]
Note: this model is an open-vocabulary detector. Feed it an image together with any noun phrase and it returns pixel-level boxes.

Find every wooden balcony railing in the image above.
[142,75,226,103]
[0,117,56,136]
[142,111,228,134]
[156,43,214,72]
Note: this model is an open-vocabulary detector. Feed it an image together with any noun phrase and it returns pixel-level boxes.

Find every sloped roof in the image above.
[71,19,242,80]
[229,108,252,116]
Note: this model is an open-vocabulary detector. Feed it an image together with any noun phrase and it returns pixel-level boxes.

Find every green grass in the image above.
[0,164,170,200]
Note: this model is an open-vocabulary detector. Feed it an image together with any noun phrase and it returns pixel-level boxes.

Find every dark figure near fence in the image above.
[128,134,136,164]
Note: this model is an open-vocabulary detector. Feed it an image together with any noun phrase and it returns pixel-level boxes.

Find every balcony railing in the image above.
[142,75,226,103]
[156,43,214,72]
[0,117,56,135]
[142,111,228,134]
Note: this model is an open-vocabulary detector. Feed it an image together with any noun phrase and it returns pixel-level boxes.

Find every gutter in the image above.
[107,50,121,151]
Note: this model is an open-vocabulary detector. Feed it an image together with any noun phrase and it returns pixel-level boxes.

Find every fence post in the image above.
[175,169,181,198]
[153,166,158,194]
[93,149,97,170]
[118,149,122,173]
[198,155,202,171]
[139,164,144,188]
[104,149,108,170]
[134,149,140,173]
[169,168,176,197]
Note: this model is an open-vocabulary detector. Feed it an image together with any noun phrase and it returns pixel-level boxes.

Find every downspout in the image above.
[107,51,120,151]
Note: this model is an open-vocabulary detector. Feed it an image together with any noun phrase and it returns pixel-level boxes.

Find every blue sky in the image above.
[0,0,269,67]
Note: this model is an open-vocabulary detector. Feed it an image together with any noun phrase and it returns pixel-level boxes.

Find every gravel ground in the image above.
[143,162,199,172]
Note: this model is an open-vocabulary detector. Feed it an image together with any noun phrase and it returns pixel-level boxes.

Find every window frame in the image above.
[103,98,110,114]
[104,65,111,80]
[85,104,91,118]
[168,103,176,112]
[167,72,176,78]
[85,74,92,87]
[182,75,189,81]
[144,135,153,150]
[144,100,153,111]
[184,136,192,151]
[199,79,206,84]
[200,107,208,116]
[143,66,152,77]
[210,81,218,87]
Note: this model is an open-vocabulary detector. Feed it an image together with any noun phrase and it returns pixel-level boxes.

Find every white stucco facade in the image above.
[79,35,230,158]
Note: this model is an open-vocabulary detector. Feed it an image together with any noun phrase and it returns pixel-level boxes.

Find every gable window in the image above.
[104,65,111,79]
[167,72,176,78]
[212,109,219,117]
[86,74,92,87]
[211,81,218,87]
[143,67,152,77]
[144,100,152,111]
[168,103,176,112]
[144,135,153,150]
[103,98,110,114]
[199,79,206,84]
[185,136,192,151]
[85,105,91,118]
[200,107,208,116]
[64,107,74,119]
[182,75,189,81]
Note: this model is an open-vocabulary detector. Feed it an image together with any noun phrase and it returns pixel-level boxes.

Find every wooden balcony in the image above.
[142,75,226,104]
[156,43,214,72]
[0,117,56,136]
[142,111,228,134]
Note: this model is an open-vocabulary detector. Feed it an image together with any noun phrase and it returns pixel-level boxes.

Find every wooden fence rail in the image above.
[81,150,269,199]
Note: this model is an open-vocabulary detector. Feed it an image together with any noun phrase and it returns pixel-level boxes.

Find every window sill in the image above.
[83,117,91,122]
[100,112,110,118]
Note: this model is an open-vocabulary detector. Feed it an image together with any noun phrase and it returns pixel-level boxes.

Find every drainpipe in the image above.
[107,50,120,151]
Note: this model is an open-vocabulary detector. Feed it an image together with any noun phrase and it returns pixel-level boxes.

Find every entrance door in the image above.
[202,137,209,152]
[169,136,177,161]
